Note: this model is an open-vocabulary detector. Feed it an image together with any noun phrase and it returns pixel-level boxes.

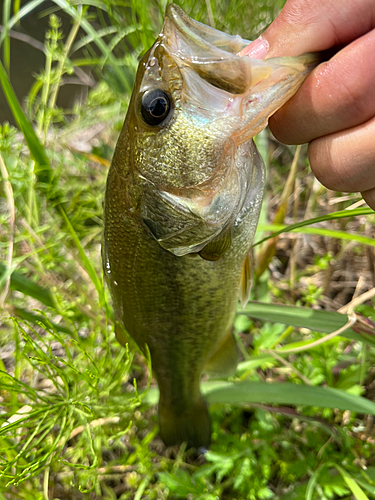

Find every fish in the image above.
[103,4,318,449]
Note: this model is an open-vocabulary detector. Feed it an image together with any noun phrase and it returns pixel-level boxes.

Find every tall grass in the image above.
[1,1,375,499]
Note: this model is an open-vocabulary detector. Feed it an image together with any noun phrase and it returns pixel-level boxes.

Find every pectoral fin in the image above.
[205,330,239,379]
[199,226,232,261]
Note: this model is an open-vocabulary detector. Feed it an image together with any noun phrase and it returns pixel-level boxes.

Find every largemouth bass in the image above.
[103,4,318,449]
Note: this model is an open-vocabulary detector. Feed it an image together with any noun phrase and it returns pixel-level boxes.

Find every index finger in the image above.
[257,0,375,57]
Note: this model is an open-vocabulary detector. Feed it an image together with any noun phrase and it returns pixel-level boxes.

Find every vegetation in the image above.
[1,1,375,499]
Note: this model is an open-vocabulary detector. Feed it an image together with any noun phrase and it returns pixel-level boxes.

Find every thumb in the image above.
[244,0,375,58]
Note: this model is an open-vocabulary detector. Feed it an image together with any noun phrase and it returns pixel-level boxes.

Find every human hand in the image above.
[243,0,375,209]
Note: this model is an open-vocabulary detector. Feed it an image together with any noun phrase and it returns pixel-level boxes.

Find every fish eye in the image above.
[140,89,172,126]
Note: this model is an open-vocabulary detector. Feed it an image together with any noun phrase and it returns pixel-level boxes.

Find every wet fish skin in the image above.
[103,4,318,448]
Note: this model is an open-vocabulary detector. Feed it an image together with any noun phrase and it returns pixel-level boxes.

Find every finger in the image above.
[268,29,375,145]
[262,0,375,57]
[308,115,375,193]
[361,189,375,211]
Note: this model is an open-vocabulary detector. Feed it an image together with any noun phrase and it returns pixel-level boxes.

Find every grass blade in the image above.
[353,470,375,497]
[51,0,133,94]
[2,0,12,72]
[205,381,375,414]
[144,380,375,415]
[0,262,56,308]
[0,60,51,185]
[341,475,369,500]
[305,467,321,500]
[333,464,370,500]
[57,206,103,301]
[0,0,47,46]
[258,223,375,247]
[11,307,71,334]
[254,206,373,246]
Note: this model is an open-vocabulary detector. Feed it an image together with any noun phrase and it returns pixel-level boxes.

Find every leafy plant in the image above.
[1,1,375,499]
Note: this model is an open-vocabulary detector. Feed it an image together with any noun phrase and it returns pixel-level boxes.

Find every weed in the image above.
[1,1,375,499]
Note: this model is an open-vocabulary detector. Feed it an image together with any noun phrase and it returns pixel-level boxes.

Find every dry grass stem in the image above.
[266,349,313,386]
[68,417,121,441]
[338,286,375,315]
[275,314,357,354]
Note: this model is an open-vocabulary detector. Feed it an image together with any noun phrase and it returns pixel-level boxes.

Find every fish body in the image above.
[103,5,318,448]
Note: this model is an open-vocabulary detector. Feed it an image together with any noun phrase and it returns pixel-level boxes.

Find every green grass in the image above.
[1,1,375,499]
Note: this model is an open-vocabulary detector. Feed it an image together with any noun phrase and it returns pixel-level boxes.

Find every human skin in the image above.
[243,0,375,209]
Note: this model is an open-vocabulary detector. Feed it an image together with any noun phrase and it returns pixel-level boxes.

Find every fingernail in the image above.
[239,36,269,59]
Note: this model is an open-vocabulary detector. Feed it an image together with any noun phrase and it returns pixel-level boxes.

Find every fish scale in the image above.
[103,4,319,448]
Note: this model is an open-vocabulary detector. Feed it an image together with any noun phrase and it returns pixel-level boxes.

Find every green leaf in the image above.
[158,470,204,498]
[236,354,276,376]
[240,302,375,346]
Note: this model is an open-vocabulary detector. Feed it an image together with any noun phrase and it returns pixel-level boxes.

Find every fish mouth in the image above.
[164,4,250,55]
[161,4,272,94]
[161,4,319,98]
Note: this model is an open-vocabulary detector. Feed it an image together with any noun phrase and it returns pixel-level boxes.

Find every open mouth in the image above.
[161,4,272,94]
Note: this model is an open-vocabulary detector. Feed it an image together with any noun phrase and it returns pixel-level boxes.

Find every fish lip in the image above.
[164,4,250,55]
[161,4,254,95]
